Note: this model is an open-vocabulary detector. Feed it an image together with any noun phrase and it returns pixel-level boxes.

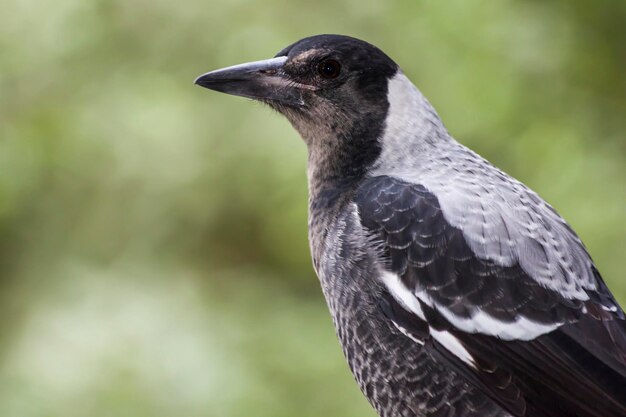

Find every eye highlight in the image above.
[317,59,341,79]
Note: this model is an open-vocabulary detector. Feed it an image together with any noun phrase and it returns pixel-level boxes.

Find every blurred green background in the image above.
[1,0,625,416]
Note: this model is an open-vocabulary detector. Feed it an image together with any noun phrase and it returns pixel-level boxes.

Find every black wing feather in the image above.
[356,175,626,417]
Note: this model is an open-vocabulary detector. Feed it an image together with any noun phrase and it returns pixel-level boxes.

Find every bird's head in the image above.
[196,34,443,187]
[195,34,397,137]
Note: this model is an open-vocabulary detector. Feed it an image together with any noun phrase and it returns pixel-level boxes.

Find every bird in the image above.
[194,34,626,417]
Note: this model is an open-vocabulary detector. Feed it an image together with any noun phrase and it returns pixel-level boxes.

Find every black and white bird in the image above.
[195,35,626,417]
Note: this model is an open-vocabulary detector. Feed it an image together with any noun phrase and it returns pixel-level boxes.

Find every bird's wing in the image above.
[354,175,626,417]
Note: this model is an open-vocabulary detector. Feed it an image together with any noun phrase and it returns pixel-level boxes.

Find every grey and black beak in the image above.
[195,56,309,107]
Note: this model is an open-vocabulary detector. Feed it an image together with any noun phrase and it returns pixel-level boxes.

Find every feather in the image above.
[355,175,626,416]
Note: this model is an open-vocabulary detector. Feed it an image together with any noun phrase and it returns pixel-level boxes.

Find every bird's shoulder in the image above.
[360,140,613,299]
[352,170,623,336]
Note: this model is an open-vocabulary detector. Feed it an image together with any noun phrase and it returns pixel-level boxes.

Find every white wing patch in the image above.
[381,271,560,341]
[381,271,425,320]
[417,291,561,341]
[391,322,425,345]
[381,272,477,367]
[430,328,476,368]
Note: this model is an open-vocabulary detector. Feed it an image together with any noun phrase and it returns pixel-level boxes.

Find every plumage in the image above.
[195,34,626,417]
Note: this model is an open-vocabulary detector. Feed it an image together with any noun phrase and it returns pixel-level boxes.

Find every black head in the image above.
[271,34,398,112]
[196,35,400,187]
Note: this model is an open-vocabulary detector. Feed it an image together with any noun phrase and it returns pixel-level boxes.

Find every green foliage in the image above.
[0,0,624,415]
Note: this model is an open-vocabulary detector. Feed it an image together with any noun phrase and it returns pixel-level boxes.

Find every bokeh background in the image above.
[1,0,625,416]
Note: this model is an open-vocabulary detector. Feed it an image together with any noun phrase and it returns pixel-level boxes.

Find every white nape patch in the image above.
[430,328,476,368]
[380,271,425,320]
[379,72,446,161]
[417,291,560,341]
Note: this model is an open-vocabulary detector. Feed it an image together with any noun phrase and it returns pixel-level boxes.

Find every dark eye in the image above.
[317,59,341,79]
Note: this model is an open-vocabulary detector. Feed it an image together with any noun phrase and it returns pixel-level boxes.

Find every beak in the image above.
[194,56,310,107]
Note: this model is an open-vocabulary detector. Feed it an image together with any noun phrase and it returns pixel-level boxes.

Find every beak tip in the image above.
[193,75,205,86]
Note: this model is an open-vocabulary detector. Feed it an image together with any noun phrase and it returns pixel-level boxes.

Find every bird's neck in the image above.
[305,72,453,265]
[305,73,451,204]
[305,146,363,273]
[307,147,358,214]
[301,109,385,230]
